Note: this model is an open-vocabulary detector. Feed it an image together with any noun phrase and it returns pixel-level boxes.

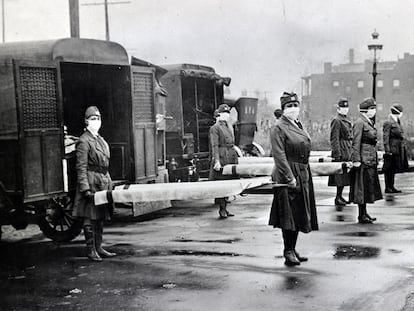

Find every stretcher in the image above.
[94,176,283,206]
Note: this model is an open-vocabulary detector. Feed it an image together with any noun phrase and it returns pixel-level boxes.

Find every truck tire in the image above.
[37,193,82,242]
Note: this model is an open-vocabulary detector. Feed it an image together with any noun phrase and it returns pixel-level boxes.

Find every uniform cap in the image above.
[218,104,231,113]
[391,103,403,114]
[280,92,299,109]
[85,106,101,119]
[338,98,349,107]
[359,98,376,111]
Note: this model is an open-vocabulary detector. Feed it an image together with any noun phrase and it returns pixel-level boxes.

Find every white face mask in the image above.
[218,113,230,122]
[283,107,300,120]
[87,119,102,134]
[338,107,349,116]
[365,108,376,119]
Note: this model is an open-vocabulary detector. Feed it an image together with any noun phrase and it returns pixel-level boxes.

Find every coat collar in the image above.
[359,113,375,129]
[84,129,107,154]
[337,113,352,124]
[388,114,399,124]
[280,115,310,139]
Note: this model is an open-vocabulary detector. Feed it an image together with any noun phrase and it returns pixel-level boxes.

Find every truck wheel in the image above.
[37,193,82,242]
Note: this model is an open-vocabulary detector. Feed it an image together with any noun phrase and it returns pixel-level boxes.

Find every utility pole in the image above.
[82,0,130,41]
[2,0,4,43]
[69,0,80,38]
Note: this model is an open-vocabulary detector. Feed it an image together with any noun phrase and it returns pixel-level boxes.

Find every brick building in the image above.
[301,49,414,150]
[301,49,414,127]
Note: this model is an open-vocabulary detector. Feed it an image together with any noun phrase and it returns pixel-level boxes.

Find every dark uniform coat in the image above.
[73,130,112,220]
[328,114,353,186]
[383,115,409,173]
[349,115,382,204]
[208,120,238,180]
[268,116,318,233]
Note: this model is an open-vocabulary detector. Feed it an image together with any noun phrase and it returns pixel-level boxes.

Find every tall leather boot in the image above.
[84,225,102,262]
[390,174,401,193]
[292,231,308,262]
[216,198,228,219]
[95,221,116,258]
[282,230,300,266]
[384,173,393,193]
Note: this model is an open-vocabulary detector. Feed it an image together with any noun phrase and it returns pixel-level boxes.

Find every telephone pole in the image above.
[82,0,130,41]
[69,0,80,38]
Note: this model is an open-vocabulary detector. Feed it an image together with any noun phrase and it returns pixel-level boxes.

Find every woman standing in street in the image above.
[269,92,318,267]
[209,103,238,218]
[328,98,353,206]
[73,106,116,261]
[382,104,409,193]
[349,98,382,224]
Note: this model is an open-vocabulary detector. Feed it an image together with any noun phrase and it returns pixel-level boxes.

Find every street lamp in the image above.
[368,30,383,100]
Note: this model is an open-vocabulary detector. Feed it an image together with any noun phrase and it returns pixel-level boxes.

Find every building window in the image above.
[377,102,383,111]
[393,79,400,88]
[377,80,384,88]
[357,80,364,88]
[332,80,339,88]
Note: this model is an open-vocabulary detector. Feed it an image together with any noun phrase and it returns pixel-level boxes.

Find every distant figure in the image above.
[382,104,409,193]
[209,104,238,219]
[269,92,318,266]
[328,98,353,206]
[274,108,283,120]
[73,106,117,261]
[349,98,382,224]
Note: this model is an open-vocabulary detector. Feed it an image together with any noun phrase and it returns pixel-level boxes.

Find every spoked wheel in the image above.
[37,193,82,242]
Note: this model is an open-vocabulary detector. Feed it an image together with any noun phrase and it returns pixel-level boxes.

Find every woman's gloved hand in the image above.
[213,160,222,171]
[84,190,95,199]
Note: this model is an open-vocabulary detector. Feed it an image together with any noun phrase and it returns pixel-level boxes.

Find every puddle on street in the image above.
[338,231,377,237]
[333,244,380,259]
[333,214,355,222]
[282,276,312,290]
[171,238,242,244]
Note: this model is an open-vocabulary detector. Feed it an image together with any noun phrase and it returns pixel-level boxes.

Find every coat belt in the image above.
[88,165,108,174]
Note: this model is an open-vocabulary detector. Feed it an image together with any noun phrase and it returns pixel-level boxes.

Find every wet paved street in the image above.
[2,173,414,310]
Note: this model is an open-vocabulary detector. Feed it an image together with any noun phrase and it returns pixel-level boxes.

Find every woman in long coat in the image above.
[349,98,382,224]
[382,104,409,193]
[209,103,239,218]
[328,98,353,206]
[73,106,116,261]
[269,92,318,266]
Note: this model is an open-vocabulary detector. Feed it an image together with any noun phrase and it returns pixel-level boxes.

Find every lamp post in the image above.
[367,30,383,100]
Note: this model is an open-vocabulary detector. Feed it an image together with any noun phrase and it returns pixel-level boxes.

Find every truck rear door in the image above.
[130,65,157,182]
[14,61,65,202]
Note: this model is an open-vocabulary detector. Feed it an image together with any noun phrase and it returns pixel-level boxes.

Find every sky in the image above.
[4,0,414,105]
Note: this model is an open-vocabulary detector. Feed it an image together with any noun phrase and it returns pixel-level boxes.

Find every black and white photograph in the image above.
[1,1,414,310]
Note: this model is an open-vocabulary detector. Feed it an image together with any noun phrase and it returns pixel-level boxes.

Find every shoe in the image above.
[385,188,394,193]
[219,209,228,219]
[358,215,373,224]
[294,250,308,262]
[340,196,350,204]
[283,250,300,266]
[97,248,117,258]
[365,214,377,221]
[391,187,402,193]
[334,197,347,206]
[225,210,234,217]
